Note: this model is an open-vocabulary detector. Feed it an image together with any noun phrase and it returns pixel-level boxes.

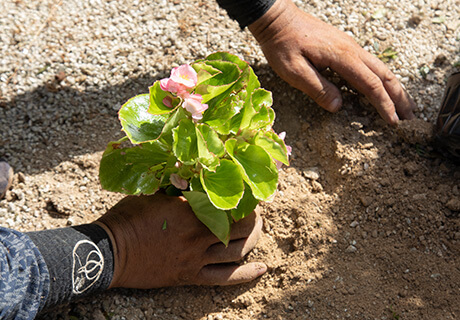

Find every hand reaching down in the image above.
[96,193,266,289]
[249,0,416,125]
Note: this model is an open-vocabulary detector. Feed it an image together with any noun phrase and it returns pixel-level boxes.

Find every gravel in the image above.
[0,0,458,319]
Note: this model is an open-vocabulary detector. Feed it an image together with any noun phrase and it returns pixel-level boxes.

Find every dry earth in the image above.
[1,0,459,319]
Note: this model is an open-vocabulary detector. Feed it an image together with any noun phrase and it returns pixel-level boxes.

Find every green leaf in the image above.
[196,126,219,171]
[99,140,170,195]
[158,107,188,145]
[254,131,289,165]
[202,93,245,134]
[119,94,169,144]
[182,191,231,245]
[225,139,278,201]
[148,81,176,115]
[200,159,244,210]
[172,118,198,165]
[249,105,275,130]
[190,176,205,192]
[196,124,225,156]
[231,182,259,221]
[251,88,273,111]
[192,61,222,86]
[194,60,241,103]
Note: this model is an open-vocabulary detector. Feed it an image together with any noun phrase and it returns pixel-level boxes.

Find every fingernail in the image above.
[256,262,268,276]
[330,98,341,112]
[391,112,400,124]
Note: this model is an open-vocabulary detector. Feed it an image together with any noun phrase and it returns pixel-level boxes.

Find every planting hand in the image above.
[248,0,416,125]
[96,193,266,288]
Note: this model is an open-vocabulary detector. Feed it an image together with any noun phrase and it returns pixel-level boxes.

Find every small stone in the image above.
[446,198,460,211]
[412,193,427,201]
[303,167,320,180]
[345,245,357,253]
[360,196,373,207]
[17,172,26,183]
[350,221,359,228]
[0,160,14,199]
[311,180,323,192]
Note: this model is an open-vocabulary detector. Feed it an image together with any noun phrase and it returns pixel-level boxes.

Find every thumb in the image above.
[196,262,267,286]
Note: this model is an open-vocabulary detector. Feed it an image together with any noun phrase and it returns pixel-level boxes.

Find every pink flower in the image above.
[276,131,292,170]
[182,94,208,121]
[159,64,197,96]
[170,173,188,190]
[169,65,197,89]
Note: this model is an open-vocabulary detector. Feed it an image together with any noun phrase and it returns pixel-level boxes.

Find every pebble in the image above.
[350,221,359,228]
[302,167,320,180]
[345,245,358,253]
[446,198,460,211]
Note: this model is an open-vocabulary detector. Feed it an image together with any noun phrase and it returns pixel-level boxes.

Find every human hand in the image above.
[95,193,266,289]
[249,0,416,125]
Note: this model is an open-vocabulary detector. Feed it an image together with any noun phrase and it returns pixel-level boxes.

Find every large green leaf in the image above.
[192,61,222,86]
[182,191,231,245]
[254,131,289,165]
[200,159,244,210]
[99,139,170,195]
[196,125,220,172]
[194,60,241,103]
[172,118,198,165]
[225,139,278,201]
[158,107,188,146]
[148,81,176,115]
[249,105,275,130]
[231,182,259,221]
[251,88,273,111]
[202,93,245,134]
[119,94,169,144]
[196,124,225,157]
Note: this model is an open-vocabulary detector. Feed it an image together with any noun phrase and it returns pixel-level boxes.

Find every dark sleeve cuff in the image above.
[26,224,114,313]
[216,0,277,29]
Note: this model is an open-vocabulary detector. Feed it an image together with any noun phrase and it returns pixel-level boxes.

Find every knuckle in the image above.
[366,74,384,95]
[381,68,397,85]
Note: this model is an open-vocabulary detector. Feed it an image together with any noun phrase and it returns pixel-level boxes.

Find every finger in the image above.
[362,53,417,120]
[196,262,267,286]
[282,57,343,113]
[228,209,262,240]
[332,56,400,125]
[206,216,262,264]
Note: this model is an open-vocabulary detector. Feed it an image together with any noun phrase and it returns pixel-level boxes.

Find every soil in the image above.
[1,1,459,318]
[3,69,457,320]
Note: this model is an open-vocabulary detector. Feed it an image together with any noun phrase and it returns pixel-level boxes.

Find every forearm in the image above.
[26,224,114,314]
[216,0,277,29]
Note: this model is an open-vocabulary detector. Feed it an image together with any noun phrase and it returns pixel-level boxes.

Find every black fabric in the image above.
[435,72,460,160]
[217,0,277,29]
[26,224,114,312]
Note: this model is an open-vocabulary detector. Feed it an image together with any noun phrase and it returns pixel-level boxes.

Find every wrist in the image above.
[248,0,296,44]
[26,224,114,312]
[95,210,134,289]
[92,220,120,288]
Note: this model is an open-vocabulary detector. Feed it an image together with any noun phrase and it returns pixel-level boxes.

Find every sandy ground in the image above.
[1,0,459,319]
